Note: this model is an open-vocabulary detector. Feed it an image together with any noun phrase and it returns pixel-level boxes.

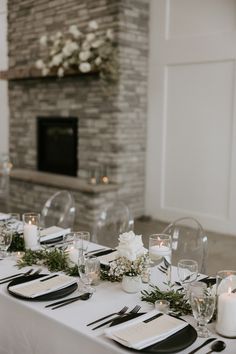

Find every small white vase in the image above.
[121,274,142,293]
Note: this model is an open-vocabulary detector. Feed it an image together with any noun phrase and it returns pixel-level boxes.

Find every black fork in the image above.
[92,305,141,330]
[87,306,128,326]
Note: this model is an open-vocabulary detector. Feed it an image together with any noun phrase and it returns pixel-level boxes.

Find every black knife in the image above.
[187,337,217,354]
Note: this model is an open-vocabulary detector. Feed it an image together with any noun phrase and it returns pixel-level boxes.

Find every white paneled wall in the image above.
[0,0,9,154]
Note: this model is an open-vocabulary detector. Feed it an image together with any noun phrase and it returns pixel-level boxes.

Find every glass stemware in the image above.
[177,259,198,296]
[74,231,90,257]
[77,255,98,293]
[0,226,13,257]
[190,288,215,337]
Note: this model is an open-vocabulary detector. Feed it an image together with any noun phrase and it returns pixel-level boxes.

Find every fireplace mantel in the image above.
[0,67,99,81]
[10,169,119,194]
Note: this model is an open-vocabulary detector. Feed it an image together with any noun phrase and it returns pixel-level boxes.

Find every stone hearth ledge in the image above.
[10,169,119,194]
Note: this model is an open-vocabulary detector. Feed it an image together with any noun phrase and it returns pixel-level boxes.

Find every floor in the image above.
[134,217,236,276]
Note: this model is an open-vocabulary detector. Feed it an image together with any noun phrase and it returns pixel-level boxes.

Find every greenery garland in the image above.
[17,249,79,276]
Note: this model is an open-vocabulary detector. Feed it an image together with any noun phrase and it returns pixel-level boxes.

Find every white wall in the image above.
[0,0,9,155]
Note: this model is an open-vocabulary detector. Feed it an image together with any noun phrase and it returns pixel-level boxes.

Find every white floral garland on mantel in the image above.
[35,20,118,82]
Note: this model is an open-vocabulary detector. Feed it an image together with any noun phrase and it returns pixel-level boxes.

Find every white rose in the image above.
[79,62,91,73]
[51,53,63,66]
[82,40,90,51]
[117,231,147,261]
[62,40,78,57]
[91,39,103,48]
[35,59,45,69]
[106,29,114,40]
[55,31,62,39]
[39,35,47,46]
[69,25,81,39]
[57,67,64,77]
[88,20,98,30]
[86,33,95,42]
[79,51,91,61]
[95,56,102,66]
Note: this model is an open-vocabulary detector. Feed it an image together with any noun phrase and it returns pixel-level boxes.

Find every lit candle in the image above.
[23,221,38,249]
[155,300,170,314]
[149,245,171,259]
[216,287,236,337]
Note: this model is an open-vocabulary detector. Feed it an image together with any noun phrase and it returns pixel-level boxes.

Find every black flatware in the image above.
[187,337,217,354]
[87,306,129,326]
[45,292,92,309]
[206,340,226,354]
[40,274,58,282]
[92,305,141,330]
[0,268,33,284]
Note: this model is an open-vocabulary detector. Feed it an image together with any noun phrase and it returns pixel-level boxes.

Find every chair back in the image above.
[93,201,134,248]
[0,154,12,199]
[162,217,208,273]
[41,190,76,229]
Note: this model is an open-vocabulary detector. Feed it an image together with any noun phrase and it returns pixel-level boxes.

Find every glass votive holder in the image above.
[155,299,170,314]
[149,234,172,283]
[216,270,236,338]
[22,212,40,250]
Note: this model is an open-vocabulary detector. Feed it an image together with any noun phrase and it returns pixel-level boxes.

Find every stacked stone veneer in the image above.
[7,0,149,226]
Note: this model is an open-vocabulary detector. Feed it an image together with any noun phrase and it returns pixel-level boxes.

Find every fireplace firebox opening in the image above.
[37,117,78,177]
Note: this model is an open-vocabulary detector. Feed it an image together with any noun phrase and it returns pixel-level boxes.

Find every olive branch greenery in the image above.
[17,249,79,276]
[141,284,192,316]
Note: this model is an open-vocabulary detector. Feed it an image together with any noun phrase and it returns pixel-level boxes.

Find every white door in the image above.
[146,0,236,235]
[0,0,9,155]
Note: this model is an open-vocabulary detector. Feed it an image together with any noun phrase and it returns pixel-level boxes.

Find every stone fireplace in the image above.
[6,0,149,228]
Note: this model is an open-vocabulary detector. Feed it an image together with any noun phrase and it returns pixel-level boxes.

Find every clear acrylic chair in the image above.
[41,190,76,229]
[92,201,134,248]
[162,217,208,273]
[0,154,13,211]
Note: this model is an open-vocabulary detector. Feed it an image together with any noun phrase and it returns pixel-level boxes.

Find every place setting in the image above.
[0,215,235,354]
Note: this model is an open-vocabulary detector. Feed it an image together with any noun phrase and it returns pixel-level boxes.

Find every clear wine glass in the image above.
[0,226,13,257]
[177,259,198,296]
[74,231,90,257]
[190,289,215,337]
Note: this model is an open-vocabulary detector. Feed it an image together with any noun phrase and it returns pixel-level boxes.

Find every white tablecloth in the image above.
[0,246,235,354]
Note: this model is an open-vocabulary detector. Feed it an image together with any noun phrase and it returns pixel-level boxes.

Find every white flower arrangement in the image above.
[35,21,118,82]
[101,231,151,282]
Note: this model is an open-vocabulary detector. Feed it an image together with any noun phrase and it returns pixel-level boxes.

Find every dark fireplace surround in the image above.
[37,117,78,177]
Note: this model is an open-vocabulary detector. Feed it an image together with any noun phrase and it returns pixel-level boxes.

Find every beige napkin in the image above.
[9,274,76,298]
[105,311,188,350]
[97,250,118,264]
[40,226,71,241]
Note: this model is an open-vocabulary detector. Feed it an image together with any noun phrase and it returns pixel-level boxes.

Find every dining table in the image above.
[0,242,235,354]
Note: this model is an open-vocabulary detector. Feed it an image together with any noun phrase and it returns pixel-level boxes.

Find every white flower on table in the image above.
[117,231,147,262]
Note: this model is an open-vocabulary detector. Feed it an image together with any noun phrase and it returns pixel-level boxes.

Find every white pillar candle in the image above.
[23,222,38,249]
[216,290,236,337]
